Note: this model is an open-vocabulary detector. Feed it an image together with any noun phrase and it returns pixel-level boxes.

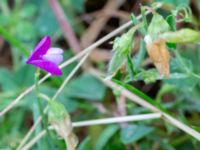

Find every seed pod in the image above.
[160,28,200,43]
[145,37,170,77]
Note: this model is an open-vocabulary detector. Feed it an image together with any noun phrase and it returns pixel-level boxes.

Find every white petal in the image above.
[46,48,63,55]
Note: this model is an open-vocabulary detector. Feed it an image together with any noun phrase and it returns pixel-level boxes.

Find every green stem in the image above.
[34,69,43,149]
[34,69,53,149]
[35,69,44,121]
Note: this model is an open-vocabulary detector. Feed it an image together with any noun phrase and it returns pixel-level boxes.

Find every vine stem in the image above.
[34,69,52,148]
[33,69,43,149]
[21,113,161,150]
[34,69,44,122]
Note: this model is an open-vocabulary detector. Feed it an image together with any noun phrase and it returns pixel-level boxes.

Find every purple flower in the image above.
[26,36,63,75]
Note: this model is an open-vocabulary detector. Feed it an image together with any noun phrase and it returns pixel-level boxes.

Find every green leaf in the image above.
[0,69,17,91]
[65,73,106,101]
[0,14,9,26]
[107,49,127,78]
[165,75,198,90]
[69,0,85,13]
[14,65,35,87]
[19,4,37,19]
[134,40,146,71]
[126,54,136,80]
[0,65,35,91]
[165,54,199,89]
[94,125,119,150]
[134,69,158,84]
[139,141,151,150]
[120,124,154,144]
[141,6,148,33]
[166,15,176,31]
[57,96,78,113]
[166,14,177,48]
[170,55,193,73]
[77,136,91,150]
[15,21,37,42]
[36,4,59,36]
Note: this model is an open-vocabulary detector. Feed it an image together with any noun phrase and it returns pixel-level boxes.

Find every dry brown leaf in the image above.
[146,39,170,77]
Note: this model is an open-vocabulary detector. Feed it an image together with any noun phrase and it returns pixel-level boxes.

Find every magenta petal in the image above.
[28,60,62,75]
[26,36,51,63]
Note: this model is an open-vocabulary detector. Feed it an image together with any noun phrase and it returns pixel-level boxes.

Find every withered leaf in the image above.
[146,39,170,77]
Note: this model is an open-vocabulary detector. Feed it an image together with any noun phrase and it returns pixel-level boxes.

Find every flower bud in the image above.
[160,28,200,43]
[147,13,170,40]
[107,27,138,77]
[113,28,135,55]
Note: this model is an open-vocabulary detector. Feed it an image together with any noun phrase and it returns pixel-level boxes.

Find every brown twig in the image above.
[48,0,81,53]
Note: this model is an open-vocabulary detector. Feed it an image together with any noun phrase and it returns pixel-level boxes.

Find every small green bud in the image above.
[160,28,200,43]
[136,69,158,84]
[48,100,69,123]
[113,28,135,55]
[107,28,136,77]
[148,13,170,41]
